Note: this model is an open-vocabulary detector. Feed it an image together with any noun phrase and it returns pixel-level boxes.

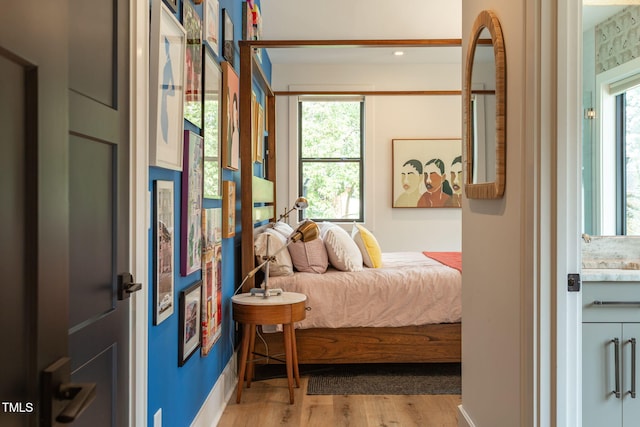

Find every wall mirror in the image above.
[464,10,506,199]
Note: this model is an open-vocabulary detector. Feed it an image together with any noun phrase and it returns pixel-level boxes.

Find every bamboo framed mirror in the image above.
[464,10,506,199]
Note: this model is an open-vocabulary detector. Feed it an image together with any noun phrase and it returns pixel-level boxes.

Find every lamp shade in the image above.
[289,220,319,243]
[293,196,309,210]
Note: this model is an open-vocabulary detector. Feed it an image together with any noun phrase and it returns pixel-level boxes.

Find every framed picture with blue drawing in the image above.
[150,0,186,171]
[392,138,462,209]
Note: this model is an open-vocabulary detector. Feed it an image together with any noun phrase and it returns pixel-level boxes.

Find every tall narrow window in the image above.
[615,85,640,235]
[298,96,364,222]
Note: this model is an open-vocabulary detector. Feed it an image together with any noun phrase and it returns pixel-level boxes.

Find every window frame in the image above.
[296,95,365,223]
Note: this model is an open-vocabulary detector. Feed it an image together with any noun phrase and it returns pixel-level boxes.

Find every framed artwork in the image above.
[154,180,175,325]
[222,180,236,238]
[183,0,203,129]
[150,0,186,171]
[162,0,177,13]
[181,131,204,276]
[392,138,462,209]
[221,62,240,170]
[243,1,254,41]
[179,281,202,366]
[201,208,222,356]
[222,9,234,66]
[203,49,222,199]
[203,0,219,55]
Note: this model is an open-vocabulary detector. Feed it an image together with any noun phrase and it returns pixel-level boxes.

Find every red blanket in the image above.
[423,252,462,273]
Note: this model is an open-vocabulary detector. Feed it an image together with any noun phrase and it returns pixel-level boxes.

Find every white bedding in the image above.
[266,251,461,329]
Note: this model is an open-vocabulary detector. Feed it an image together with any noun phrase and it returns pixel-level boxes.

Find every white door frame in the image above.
[130,0,150,424]
[554,0,583,425]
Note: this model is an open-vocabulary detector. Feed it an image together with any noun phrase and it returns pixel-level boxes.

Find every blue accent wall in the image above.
[147,1,271,425]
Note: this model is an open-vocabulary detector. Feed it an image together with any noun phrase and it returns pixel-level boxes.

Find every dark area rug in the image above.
[253,363,461,395]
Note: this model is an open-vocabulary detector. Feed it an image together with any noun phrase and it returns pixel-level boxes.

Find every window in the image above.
[297,96,364,222]
[615,86,640,235]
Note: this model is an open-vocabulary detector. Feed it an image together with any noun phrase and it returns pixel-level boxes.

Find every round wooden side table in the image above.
[231,291,307,404]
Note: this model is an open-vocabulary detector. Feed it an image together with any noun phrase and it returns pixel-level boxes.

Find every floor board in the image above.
[217,374,461,427]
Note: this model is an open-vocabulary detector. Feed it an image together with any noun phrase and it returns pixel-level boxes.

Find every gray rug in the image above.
[305,363,461,395]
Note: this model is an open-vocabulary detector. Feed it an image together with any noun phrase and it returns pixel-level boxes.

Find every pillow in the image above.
[323,225,363,272]
[352,224,382,268]
[288,238,329,273]
[272,221,294,238]
[254,229,293,276]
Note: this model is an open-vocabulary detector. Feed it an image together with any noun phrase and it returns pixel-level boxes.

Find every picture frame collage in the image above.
[149,0,262,366]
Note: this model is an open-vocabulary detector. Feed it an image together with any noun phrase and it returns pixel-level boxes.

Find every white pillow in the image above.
[254,229,293,276]
[323,225,363,271]
[272,221,294,238]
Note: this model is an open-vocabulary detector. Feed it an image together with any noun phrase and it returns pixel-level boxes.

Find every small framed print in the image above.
[181,131,204,276]
[222,9,234,66]
[154,180,175,325]
[222,180,236,238]
[179,281,202,366]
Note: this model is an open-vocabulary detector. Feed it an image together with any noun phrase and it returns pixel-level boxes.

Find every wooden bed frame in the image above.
[238,38,462,364]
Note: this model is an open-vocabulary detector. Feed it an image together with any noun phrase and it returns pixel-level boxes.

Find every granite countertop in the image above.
[581,235,640,281]
[582,268,640,282]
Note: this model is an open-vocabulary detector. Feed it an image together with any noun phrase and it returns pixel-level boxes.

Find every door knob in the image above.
[118,272,142,300]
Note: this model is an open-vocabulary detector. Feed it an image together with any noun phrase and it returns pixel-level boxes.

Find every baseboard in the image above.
[457,404,476,427]
[190,354,238,427]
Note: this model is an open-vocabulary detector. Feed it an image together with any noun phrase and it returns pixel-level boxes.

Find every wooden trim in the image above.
[240,43,257,289]
[275,90,462,97]
[239,39,463,49]
[254,323,461,364]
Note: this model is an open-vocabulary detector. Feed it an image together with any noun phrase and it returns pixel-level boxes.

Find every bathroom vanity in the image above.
[582,237,640,427]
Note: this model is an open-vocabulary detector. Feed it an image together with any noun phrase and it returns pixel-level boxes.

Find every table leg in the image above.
[290,326,300,388]
[246,325,257,388]
[283,323,295,404]
[236,323,252,404]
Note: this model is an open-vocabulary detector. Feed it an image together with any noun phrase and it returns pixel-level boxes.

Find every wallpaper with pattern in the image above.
[596,6,640,74]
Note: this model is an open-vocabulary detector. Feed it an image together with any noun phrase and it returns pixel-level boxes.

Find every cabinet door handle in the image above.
[593,300,640,306]
[630,338,637,399]
[613,338,621,398]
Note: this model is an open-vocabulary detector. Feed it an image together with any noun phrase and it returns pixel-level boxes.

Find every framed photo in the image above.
[183,0,203,129]
[221,62,239,170]
[150,0,186,171]
[179,281,202,366]
[201,208,222,356]
[222,9,234,66]
[222,180,236,238]
[203,49,222,199]
[392,138,462,208]
[154,180,175,325]
[181,131,204,276]
[203,0,220,55]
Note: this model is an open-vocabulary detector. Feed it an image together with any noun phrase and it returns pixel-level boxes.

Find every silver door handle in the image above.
[613,338,621,398]
[630,338,637,399]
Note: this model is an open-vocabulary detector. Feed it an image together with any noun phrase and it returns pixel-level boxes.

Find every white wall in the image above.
[272,62,462,252]
[460,1,530,426]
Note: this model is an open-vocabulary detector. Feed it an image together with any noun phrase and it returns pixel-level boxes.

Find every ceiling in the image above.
[257,2,631,65]
[258,0,462,65]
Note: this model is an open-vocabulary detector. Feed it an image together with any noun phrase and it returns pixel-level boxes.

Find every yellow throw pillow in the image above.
[352,224,382,268]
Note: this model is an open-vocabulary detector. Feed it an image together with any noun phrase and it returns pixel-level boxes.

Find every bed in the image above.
[237,38,462,364]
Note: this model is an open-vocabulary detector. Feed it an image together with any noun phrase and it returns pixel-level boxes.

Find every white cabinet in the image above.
[583,281,640,427]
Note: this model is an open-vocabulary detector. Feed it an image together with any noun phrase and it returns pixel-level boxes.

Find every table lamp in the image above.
[242,219,319,298]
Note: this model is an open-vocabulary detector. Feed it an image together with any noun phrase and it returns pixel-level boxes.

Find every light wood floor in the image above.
[217,375,461,427]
